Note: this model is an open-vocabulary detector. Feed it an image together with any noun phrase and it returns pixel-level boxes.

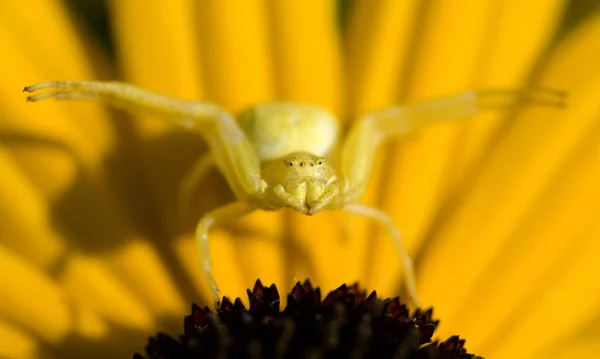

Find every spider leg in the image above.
[273,184,308,214]
[344,203,419,308]
[340,88,567,201]
[339,89,566,307]
[178,153,215,222]
[196,201,256,303]
[24,81,268,200]
[24,81,217,118]
[307,179,343,215]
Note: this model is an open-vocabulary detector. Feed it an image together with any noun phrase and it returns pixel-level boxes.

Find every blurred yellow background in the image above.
[0,1,598,358]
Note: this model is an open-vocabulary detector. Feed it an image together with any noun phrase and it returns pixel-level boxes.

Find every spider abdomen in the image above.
[237,102,339,162]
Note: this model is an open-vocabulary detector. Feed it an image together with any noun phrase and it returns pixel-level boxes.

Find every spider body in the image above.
[259,151,340,214]
[235,103,342,214]
[24,81,566,308]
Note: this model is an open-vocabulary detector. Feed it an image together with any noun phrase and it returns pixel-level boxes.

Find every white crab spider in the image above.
[24,81,565,307]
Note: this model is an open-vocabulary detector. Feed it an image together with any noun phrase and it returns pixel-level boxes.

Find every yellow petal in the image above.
[72,303,109,339]
[374,0,566,297]
[288,211,358,292]
[176,230,247,302]
[176,227,285,306]
[108,239,186,316]
[373,0,497,295]
[0,30,91,197]
[0,1,96,77]
[444,115,600,355]
[268,0,347,292]
[0,319,37,359]
[109,0,211,234]
[174,234,214,300]
[418,8,600,345]
[345,0,419,115]
[344,0,420,293]
[0,147,65,268]
[197,0,274,113]
[211,210,286,299]
[490,222,600,359]
[0,0,114,179]
[271,0,344,115]
[60,254,154,330]
[110,0,204,103]
[214,229,286,303]
[538,339,600,359]
[458,0,568,179]
[0,246,71,343]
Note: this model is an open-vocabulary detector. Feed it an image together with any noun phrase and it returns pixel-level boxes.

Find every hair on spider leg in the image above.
[23,81,67,94]
[476,87,568,110]
[24,82,85,102]
[520,95,568,108]
[25,93,58,103]
[528,86,568,98]
[479,87,568,99]
[521,87,568,107]
[25,92,101,103]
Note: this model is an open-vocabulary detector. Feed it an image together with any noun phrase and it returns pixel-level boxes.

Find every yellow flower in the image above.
[1,1,598,358]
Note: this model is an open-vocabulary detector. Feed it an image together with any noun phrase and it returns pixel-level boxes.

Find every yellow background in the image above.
[0,1,598,358]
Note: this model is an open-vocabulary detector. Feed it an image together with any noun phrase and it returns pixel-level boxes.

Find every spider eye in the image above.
[299,162,304,167]
[289,163,293,166]
[309,162,314,167]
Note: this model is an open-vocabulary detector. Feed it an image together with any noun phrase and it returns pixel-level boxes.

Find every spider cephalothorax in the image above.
[260,151,339,214]
[24,81,566,308]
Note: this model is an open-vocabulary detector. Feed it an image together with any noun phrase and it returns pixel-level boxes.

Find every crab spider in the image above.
[24,81,566,308]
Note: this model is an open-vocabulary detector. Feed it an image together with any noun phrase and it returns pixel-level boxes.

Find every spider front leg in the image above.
[341,88,567,197]
[344,203,420,308]
[25,81,270,304]
[341,88,567,307]
[195,201,256,303]
[24,80,268,199]
[306,178,343,215]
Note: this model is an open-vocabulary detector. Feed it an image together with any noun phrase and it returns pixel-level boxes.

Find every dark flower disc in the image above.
[134,280,483,359]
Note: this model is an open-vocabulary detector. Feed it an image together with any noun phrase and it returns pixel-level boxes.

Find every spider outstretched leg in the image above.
[340,88,567,308]
[24,81,268,199]
[25,81,269,304]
